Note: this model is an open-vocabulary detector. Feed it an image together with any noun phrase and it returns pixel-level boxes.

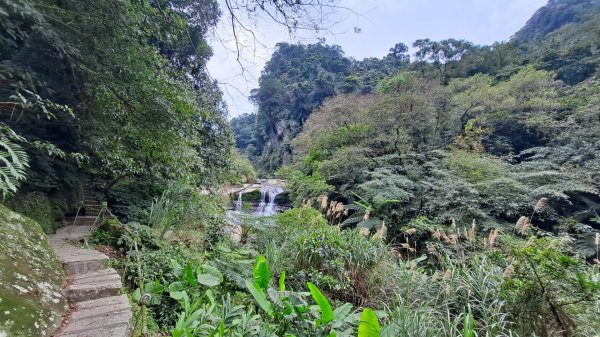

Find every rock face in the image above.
[0,204,67,337]
[512,0,600,43]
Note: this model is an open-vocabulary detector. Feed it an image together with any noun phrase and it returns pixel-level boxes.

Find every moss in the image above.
[5,192,62,234]
[273,191,290,205]
[0,204,67,337]
[241,189,261,202]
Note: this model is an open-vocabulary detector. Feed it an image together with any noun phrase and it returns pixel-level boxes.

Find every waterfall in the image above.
[235,191,242,211]
[254,184,283,216]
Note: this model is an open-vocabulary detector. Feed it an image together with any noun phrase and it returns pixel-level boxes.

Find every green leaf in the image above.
[253,255,270,291]
[332,303,353,323]
[279,271,286,291]
[461,306,475,337]
[197,263,223,287]
[197,273,221,287]
[358,308,380,337]
[168,281,184,292]
[170,291,187,301]
[307,282,333,324]
[132,288,141,302]
[245,279,273,316]
[183,264,197,286]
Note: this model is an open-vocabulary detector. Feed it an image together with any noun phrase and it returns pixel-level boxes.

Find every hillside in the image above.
[512,0,600,42]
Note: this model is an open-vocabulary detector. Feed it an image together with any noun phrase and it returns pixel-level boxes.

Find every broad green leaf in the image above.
[168,281,184,292]
[245,279,273,316]
[170,259,183,276]
[358,308,380,337]
[253,255,270,290]
[183,264,197,286]
[132,288,141,302]
[145,280,165,294]
[279,271,286,291]
[197,273,221,287]
[332,303,353,323]
[170,291,187,301]
[307,282,333,324]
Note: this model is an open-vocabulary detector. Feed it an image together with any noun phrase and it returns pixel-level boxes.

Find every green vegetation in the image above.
[1,0,600,337]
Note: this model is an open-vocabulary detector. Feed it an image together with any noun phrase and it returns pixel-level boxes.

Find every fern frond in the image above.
[0,136,29,198]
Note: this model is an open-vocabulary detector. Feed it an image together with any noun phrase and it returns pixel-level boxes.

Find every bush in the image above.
[443,150,507,183]
[275,166,334,207]
[146,180,226,246]
[107,180,164,223]
[224,150,257,184]
[258,210,389,305]
[502,237,600,336]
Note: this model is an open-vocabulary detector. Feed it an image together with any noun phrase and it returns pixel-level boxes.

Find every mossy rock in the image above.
[273,191,290,205]
[241,189,261,202]
[0,204,67,337]
[5,193,61,234]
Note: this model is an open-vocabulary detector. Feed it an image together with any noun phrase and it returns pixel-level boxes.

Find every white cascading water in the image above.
[235,191,243,211]
[254,184,284,216]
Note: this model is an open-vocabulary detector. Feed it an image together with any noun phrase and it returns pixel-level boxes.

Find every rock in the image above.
[0,205,67,337]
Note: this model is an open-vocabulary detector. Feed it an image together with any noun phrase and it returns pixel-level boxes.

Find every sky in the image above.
[206,0,548,119]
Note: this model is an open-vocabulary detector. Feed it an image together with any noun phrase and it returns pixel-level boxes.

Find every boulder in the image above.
[0,204,67,337]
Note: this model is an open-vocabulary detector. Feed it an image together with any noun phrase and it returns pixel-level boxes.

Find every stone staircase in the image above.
[82,184,103,215]
[50,213,131,336]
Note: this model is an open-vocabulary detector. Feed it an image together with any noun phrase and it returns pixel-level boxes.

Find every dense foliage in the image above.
[1,0,235,214]
[232,0,600,247]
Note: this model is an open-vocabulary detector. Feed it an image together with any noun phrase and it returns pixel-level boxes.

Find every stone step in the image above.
[84,205,102,209]
[73,216,99,221]
[67,216,99,226]
[54,250,108,276]
[52,225,94,242]
[76,294,130,311]
[73,220,98,226]
[57,324,130,337]
[65,269,122,302]
[55,295,131,336]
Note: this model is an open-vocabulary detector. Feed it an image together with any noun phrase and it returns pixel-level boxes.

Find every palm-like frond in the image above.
[0,137,29,198]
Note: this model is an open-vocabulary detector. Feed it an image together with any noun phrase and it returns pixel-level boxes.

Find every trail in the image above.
[50,215,131,337]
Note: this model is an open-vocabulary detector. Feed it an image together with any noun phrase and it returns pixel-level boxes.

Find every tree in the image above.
[0,0,233,192]
[387,42,410,63]
[248,42,352,171]
[413,38,475,83]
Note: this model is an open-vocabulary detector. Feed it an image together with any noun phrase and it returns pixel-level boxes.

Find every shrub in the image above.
[146,180,226,245]
[502,237,600,336]
[443,150,507,183]
[275,166,334,207]
[258,212,389,305]
[107,180,164,223]
[224,150,257,185]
